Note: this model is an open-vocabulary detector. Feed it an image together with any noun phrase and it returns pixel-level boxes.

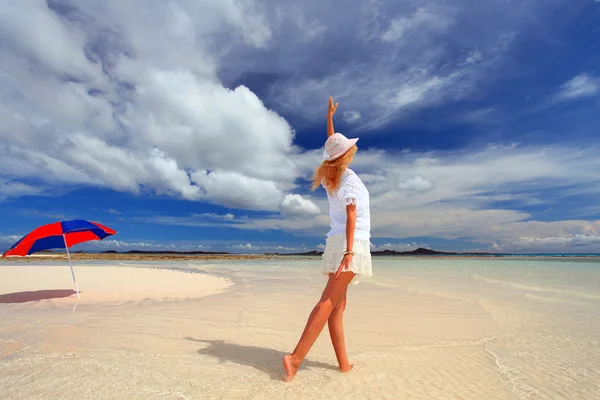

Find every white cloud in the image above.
[510,235,600,248]
[134,213,240,228]
[126,143,600,248]
[0,180,45,199]
[1,0,597,253]
[381,6,453,42]
[88,239,282,253]
[556,73,599,100]
[0,0,301,210]
[0,235,313,254]
[236,144,600,244]
[280,194,321,216]
[0,235,22,246]
[190,170,284,211]
[0,0,105,85]
[94,240,178,250]
[225,243,308,253]
[343,111,362,124]
[370,242,425,252]
[486,234,600,253]
[254,1,522,130]
[194,213,235,221]
[398,176,434,191]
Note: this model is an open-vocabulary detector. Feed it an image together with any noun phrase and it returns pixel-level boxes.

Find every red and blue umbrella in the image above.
[2,220,117,298]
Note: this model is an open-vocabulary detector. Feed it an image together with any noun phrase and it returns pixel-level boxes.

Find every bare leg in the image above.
[328,288,352,372]
[283,272,355,382]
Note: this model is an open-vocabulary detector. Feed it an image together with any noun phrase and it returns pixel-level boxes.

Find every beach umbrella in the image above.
[1,220,117,298]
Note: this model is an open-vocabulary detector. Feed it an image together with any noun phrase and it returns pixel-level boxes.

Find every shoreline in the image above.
[0,253,315,262]
[2,253,599,262]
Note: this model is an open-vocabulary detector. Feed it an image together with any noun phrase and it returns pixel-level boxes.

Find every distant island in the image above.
[23,247,496,257]
[97,248,471,256]
[276,248,494,257]
[4,248,598,262]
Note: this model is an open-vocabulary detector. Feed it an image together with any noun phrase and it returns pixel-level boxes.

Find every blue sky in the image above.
[1,0,599,254]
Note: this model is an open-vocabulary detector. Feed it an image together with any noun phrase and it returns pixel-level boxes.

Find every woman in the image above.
[283,96,372,382]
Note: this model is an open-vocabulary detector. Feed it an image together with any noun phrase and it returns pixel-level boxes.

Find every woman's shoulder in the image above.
[342,168,361,183]
[340,169,364,190]
[343,168,357,178]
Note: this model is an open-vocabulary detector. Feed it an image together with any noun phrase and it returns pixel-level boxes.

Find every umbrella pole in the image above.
[62,234,80,298]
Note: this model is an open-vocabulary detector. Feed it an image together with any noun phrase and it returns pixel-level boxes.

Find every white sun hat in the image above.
[323,133,359,161]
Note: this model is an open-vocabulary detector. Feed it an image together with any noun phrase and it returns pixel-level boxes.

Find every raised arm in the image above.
[327,96,338,137]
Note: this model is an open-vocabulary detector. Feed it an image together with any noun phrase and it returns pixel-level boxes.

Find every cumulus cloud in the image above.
[0,235,23,246]
[280,194,321,216]
[398,176,434,191]
[486,234,600,253]
[0,0,300,211]
[556,73,599,101]
[226,243,309,253]
[235,144,600,244]
[370,242,425,251]
[2,0,597,253]
[118,142,600,251]
[92,240,188,250]
[71,238,312,254]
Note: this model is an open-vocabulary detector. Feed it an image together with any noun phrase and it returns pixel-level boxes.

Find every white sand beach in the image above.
[1,258,599,399]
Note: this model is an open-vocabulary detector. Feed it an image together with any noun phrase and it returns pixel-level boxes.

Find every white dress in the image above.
[322,168,373,285]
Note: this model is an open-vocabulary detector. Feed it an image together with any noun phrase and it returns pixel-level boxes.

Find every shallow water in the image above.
[1,258,599,399]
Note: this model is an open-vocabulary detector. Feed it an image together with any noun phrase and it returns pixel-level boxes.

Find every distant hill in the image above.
[278,247,493,257]
[271,250,324,256]
[372,248,455,256]
[5,247,590,258]
[92,247,493,257]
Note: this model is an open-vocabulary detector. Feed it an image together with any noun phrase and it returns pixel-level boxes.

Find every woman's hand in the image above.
[327,96,338,137]
[335,253,353,279]
[328,96,338,116]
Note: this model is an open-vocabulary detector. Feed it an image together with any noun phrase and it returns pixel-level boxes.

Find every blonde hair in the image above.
[311,145,357,193]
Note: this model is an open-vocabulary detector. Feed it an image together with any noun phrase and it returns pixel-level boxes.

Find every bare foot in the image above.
[283,354,299,382]
[340,363,353,373]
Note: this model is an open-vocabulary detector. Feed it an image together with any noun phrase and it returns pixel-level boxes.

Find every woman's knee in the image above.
[314,298,334,316]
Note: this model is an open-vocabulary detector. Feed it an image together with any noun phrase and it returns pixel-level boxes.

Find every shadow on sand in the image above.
[0,289,78,304]
[185,337,338,380]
